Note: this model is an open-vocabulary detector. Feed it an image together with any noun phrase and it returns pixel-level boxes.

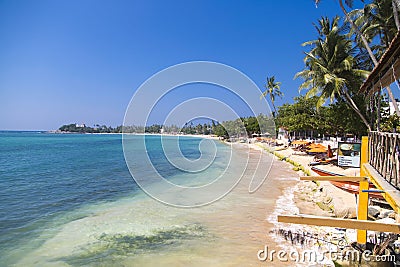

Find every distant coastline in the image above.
[54,115,272,138]
[46,130,221,141]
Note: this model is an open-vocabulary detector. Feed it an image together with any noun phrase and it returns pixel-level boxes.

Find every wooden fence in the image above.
[369,131,400,189]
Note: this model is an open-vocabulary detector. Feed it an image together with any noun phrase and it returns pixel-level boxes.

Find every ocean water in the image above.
[0,132,236,266]
[0,131,299,266]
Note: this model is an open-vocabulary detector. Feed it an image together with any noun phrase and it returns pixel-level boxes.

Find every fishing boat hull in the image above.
[310,166,384,200]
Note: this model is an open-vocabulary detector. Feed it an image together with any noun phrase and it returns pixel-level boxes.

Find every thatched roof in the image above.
[360,32,400,94]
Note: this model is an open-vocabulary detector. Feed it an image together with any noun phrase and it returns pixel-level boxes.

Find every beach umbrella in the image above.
[292,140,309,145]
[308,147,327,153]
[307,143,326,148]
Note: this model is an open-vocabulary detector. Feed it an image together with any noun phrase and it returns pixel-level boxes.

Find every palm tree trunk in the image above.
[271,102,277,118]
[393,0,400,30]
[342,88,372,132]
[338,0,400,117]
[338,0,377,65]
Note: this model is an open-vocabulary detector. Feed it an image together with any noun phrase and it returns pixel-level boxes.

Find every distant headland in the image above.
[54,115,274,137]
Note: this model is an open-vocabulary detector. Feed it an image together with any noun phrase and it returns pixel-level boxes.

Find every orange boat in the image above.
[311,166,384,200]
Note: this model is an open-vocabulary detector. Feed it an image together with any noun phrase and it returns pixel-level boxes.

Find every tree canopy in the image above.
[292,0,400,133]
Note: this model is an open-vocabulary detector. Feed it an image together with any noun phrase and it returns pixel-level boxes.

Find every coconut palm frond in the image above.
[296,16,372,131]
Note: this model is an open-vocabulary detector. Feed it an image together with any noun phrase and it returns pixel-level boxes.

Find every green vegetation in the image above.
[283,0,400,135]
[275,94,400,138]
[58,124,122,133]
[296,16,371,130]
[57,115,274,137]
[256,144,311,176]
[276,96,369,137]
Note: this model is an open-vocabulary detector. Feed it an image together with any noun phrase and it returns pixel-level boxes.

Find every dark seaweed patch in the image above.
[54,224,209,266]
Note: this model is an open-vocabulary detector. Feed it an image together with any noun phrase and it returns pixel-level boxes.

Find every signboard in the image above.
[337,142,361,168]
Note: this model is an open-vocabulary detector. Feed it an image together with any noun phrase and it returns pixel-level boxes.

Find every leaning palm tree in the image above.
[315,0,400,116]
[295,16,372,131]
[261,76,283,117]
[351,0,398,56]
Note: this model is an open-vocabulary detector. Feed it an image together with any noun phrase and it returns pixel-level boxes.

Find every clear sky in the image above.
[1,0,367,130]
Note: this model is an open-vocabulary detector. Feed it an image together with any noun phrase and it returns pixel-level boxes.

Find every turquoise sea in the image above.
[0,131,237,266]
[0,131,293,266]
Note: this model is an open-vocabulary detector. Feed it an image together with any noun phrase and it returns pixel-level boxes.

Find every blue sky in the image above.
[1,0,367,130]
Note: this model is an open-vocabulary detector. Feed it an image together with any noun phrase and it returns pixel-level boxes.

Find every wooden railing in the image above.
[369,131,400,189]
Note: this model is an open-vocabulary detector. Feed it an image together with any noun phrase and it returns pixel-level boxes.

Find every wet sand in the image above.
[126,144,300,266]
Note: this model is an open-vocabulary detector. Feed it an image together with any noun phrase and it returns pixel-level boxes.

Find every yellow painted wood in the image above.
[357,136,369,244]
[278,215,400,233]
[300,176,367,182]
[363,163,400,214]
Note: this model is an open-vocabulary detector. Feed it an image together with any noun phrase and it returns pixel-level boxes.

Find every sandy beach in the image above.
[252,142,359,217]
[249,142,362,266]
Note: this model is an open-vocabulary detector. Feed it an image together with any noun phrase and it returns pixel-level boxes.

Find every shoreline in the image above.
[249,142,357,266]
[45,131,222,140]
[250,141,398,266]
[10,137,300,266]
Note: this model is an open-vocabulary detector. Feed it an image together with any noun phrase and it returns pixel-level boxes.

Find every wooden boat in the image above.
[311,166,384,200]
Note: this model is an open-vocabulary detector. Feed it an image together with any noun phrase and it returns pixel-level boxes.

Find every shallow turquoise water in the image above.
[0,132,230,265]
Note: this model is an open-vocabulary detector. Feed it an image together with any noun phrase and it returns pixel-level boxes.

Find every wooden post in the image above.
[357,136,369,244]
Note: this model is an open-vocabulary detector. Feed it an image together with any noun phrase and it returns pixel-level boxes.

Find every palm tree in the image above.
[352,0,398,54]
[295,16,372,131]
[261,76,283,117]
[315,0,400,117]
[351,0,400,117]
